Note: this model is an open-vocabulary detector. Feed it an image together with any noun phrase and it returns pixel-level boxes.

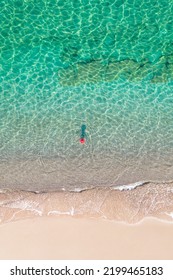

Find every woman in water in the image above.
[80,124,87,144]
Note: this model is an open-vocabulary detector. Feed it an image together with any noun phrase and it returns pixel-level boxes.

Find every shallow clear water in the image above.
[0,0,173,191]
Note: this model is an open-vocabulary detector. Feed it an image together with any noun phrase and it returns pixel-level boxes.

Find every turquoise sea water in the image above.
[0,0,173,191]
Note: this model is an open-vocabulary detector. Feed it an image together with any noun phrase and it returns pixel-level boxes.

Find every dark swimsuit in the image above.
[80,124,86,144]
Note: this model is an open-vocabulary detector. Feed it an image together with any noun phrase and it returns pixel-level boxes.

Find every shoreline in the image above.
[1,182,173,224]
[1,182,173,259]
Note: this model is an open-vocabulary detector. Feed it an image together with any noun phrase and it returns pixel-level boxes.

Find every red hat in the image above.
[80,138,85,144]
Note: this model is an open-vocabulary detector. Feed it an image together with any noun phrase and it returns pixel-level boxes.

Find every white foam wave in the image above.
[166,212,173,219]
[112,181,145,191]
[48,207,75,216]
[4,200,42,216]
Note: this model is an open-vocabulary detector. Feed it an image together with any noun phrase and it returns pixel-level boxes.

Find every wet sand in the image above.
[0,216,173,259]
[1,182,173,224]
[1,182,173,259]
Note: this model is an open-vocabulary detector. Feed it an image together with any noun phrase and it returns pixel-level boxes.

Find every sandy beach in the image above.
[0,216,173,259]
[0,182,173,259]
[1,182,173,224]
